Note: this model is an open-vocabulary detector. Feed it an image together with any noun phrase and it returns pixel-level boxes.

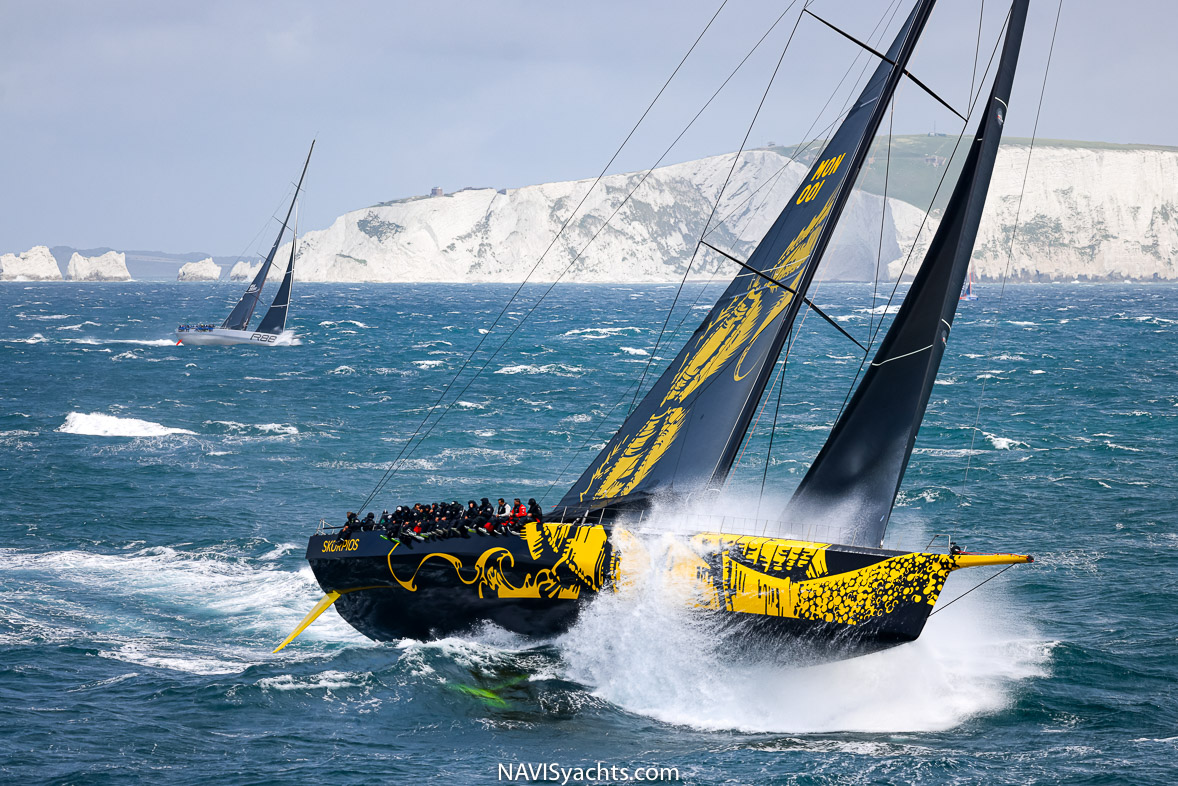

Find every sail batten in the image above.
[784,0,1030,548]
[222,141,314,331]
[557,0,939,514]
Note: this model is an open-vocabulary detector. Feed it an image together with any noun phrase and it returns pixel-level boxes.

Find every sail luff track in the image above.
[222,141,314,331]
[556,0,940,515]
[785,0,1030,549]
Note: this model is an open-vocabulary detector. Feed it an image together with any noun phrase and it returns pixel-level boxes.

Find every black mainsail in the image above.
[222,141,314,331]
[558,0,938,513]
[786,0,1029,548]
[256,207,297,335]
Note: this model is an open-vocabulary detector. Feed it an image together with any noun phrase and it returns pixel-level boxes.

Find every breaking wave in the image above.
[58,412,196,437]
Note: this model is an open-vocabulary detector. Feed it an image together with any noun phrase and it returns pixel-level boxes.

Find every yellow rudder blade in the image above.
[273,591,341,653]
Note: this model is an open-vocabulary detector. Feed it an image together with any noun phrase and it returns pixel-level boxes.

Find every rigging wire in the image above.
[365,1,812,509]
[702,0,905,244]
[546,0,834,501]
[928,564,1013,616]
[369,0,903,513]
[350,0,732,513]
[657,0,905,502]
[628,0,806,410]
[539,378,643,505]
[969,0,987,108]
[657,0,911,493]
[960,0,1063,500]
[829,7,1012,424]
[230,184,299,281]
[634,0,905,410]
[869,101,896,342]
[355,0,801,512]
[759,341,790,502]
[727,0,907,493]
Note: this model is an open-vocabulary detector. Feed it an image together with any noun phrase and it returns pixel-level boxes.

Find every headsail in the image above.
[222,140,314,331]
[256,204,297,335]
[785,0,1030,548]
[557,0,938,514]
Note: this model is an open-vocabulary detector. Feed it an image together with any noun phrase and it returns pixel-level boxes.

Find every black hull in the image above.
[301,523,1022,658]
[335,587,580,641]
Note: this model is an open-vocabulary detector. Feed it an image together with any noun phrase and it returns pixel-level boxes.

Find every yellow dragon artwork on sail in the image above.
[580,194,837,502]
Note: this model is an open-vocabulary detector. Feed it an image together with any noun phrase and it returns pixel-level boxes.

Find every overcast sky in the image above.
[1,0,1172,256]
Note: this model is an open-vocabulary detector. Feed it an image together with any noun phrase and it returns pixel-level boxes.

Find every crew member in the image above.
[338,511,359,541]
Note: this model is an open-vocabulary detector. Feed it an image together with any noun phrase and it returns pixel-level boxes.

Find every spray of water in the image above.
[556,528,1050,734]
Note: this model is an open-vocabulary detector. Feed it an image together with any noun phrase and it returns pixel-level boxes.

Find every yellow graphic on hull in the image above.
[383,522,612,601]
[364,525,1028,633]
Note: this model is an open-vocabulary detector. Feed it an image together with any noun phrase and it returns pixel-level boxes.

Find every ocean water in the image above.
[1,281,1174,785]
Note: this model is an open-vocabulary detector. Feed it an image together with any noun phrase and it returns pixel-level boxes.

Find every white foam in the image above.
[984,432,1028,450]
[561,326,642,338]
[257,670,372,692]
[620,347,649,356]
[208,420,299,436]
[66,337,177,346]
[328,365,357,375]
[558,533,1049,733]
[0,545,368,674]
[257,423,298,435]
[58,412,196,437]
[319,320,371,328]
[494,363,584,377]
[413,359,444,369]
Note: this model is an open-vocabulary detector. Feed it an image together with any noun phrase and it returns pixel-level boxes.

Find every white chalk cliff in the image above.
[177,258,222,281]
[959,142,1178,281]
[286,150,926,284]
[66,251,131,281]
[0,246,62,281]
[283,141,1178,283]
[228,260,283,283]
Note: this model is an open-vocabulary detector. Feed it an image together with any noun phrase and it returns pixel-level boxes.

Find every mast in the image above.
[785,0,1030,548]
[556,0,939,514]
[222,140,314,331]
[256,203,297,335]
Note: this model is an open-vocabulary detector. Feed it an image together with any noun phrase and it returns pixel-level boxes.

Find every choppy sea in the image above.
[1,281,1174,785]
